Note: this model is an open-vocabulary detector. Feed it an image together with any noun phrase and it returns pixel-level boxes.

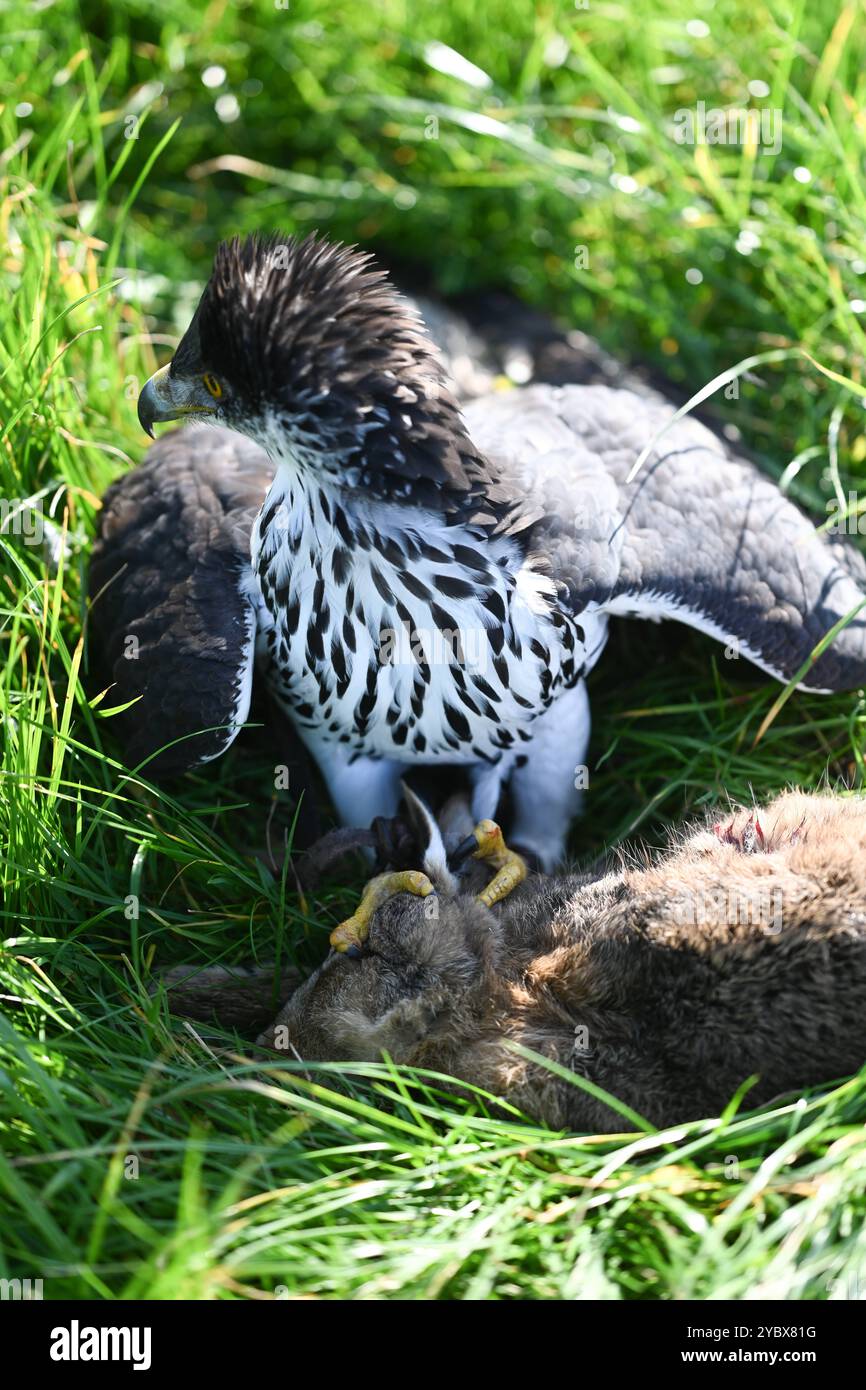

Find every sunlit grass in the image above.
[1,0,866,1299]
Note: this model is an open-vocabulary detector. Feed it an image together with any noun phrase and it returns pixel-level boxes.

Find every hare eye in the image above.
[203,372,224,399]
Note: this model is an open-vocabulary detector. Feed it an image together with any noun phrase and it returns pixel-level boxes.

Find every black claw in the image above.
[449,833,478,871]
[345,943,364,960]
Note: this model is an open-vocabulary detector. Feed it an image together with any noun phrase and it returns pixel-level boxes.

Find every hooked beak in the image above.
[137,364,214,437]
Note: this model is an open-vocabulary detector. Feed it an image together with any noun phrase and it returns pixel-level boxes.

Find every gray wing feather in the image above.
[465,383,866,692]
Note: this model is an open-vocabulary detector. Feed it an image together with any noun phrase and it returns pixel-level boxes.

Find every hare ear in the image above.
[400,782,456,893]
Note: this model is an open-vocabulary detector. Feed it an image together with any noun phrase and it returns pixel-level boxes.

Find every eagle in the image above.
[90,232,866,886]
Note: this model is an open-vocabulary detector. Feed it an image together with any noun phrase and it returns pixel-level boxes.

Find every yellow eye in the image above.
[203,372,223,399]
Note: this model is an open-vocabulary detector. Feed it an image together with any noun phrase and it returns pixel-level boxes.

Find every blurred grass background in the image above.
[2,0,866,1300]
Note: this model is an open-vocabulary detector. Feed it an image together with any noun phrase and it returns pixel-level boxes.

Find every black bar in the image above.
[4,1296,857,1375]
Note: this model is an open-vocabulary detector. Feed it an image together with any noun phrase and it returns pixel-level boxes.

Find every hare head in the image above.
[260,785,505,1060]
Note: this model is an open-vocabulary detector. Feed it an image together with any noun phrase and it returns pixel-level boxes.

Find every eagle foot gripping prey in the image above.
[456,818,529,908]
[330,869,435,955]
[329,819,528,954]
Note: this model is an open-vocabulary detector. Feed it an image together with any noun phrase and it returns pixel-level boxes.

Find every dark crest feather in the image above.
[178,231,536,536]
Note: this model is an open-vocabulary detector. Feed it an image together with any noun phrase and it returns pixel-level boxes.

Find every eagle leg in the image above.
[465,819,529,908]
[329,870,435,955]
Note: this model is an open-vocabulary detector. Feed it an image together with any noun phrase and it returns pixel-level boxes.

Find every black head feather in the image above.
[195,234,438,402]
[174,231,536,534]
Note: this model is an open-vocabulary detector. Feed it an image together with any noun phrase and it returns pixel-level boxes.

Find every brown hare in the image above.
[164,789,866,1132]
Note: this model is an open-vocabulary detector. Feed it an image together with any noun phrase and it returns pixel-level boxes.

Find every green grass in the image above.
[2,0,866,1299]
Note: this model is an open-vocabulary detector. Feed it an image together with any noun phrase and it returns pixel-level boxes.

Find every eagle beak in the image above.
[137,363,213,437]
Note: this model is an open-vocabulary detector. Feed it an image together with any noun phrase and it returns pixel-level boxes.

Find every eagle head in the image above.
[137,232,474,497]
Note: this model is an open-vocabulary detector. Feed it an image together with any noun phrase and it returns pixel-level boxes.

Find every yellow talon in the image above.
[471,819,529,908]
[329,869,435,953]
